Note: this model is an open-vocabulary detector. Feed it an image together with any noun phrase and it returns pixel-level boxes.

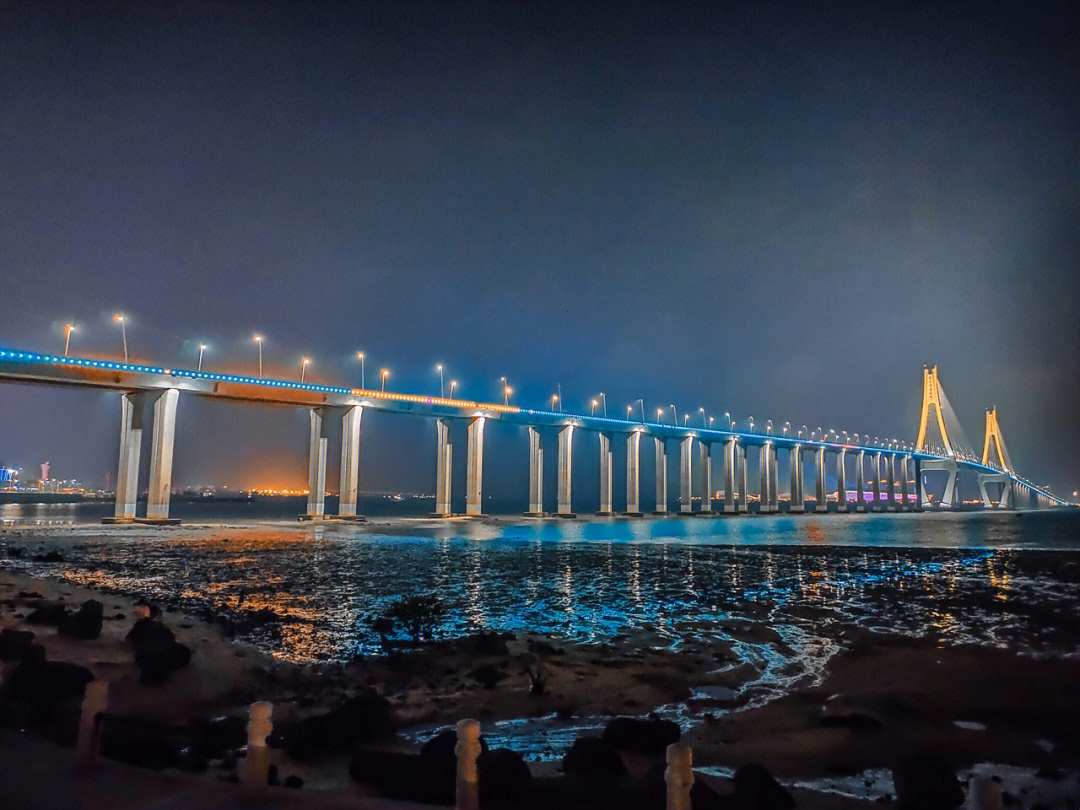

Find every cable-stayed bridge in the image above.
[0,347,1069,523]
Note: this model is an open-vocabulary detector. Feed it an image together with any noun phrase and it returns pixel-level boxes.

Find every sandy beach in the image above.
[2,518,1079,808]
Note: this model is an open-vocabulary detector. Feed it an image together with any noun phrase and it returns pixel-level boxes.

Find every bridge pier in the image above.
[679,436,694,514]
[978,472,1012,509]
[654,438,668,515]
[598,432,614,515]
[466,417,485,516]
[836,448,848,512]
[912,457,923,511]
[626,431,642,515]
[723,439,737,513]
[698,440,712,514]
[557,424,574,516]
[814,447,827,512]
[113,392,145,520]
[920,456,958,509]
[435,419,454,516]
[898,455,910,511]
[789,445,804,513]
[872,452,883,511]
[304,408,329,519]
[338,406,363,517]
[146,389,179,521]
[759,443,777,513]
[886,455,897,510]
[855,451,866,512]
[738,444,749,514]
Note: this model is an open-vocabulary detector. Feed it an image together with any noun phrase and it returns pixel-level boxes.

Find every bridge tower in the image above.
[978,408,1014,508]
[914,366,959,508]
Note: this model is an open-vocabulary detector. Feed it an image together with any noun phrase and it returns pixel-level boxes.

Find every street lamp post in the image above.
[783,421,790,436]
[599,392,607,418]
[63,324,75,357]
[500,377,508,405]
[381,369,389,393]
[449,380,457,399]
[700,407,707,428]
[301,357,311,383]
[627,405,633,420]
[749,416,755,434]
[197,343,207,372]
[552,394,559,411]
[504,386,513,404]
[637,399,645,423]
[436,364,444,398]
[670,404,677,426]
[114,314,128,362]
[357,352,365,389]
[254,335,264,377]
[767,419,773,436]
[558,383,563,413]
[657,407,664,425]
[591,399,598,417]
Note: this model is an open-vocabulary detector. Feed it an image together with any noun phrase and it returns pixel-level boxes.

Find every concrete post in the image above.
[872,453,883,511]
[114,392,145,519]
[790,445,804,513]
[856,451,866,511]
[557,425,574,516]
[435,419,453,516]
[679,436,694,513]
[699,441,712,514]
[466,417,485,516]
[526,426,543,515]
[759,444,777,514]
[769,443,778,512]
[75,680,108,771]
[242,701,272,790]
[146,389,179,521]
[598,433,613,515]
[836,448,847,513]
[738,444,749,514]
[626,431,642,515]
[665,742,694,810]
[814,447,827,512]
[914,457,924,511]
[654,437,668,514]
[723,439,737,513]
[338,405,363,516]
[306,408,328,518]
[898,455,909,510]
[455,718,481,810]
[887,455,897,510]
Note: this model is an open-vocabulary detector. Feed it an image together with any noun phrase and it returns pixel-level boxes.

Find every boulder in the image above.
[478,748,532,808]
[2,646,93,717]
[270,689,395,761]
[127,618,192,684]
[562,736,625,776]
[25,603,69,626]
[468,631,509,656]
[601,717,681,758]
[189,715,247,759]
[730,763,795,810]
[892,754,964,810]
[99,714,186,770]
[0,628,35,661]
[60,599,103,640]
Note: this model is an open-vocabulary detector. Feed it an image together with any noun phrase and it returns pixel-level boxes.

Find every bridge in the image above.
[0,347,1068,523]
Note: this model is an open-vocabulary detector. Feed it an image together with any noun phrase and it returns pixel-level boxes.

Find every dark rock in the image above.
[17,589,41,598]
[128,618,192,684]
[8,547,25,558]
[601,716,681,757]
[479,748,532,807]
[0,628,35,661]
[468,631,509,656]
[100,714,186,770]
[562,736,626,776]
[60,600,104,640]
[4,646,93,705]
[282,775,303,789]
[268,763,279,786]
[32,550,64,563]
[892,755,964,810]
[25,603,69,626]
[731,763,795,810]
[470,663,508,690]
[818,707,884,731]
[189,715,246,759]
[270,689,395,761]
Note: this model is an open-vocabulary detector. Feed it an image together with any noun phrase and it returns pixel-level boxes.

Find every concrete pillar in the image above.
[759,443,777,513]
[699,441,712,513]
[242,701,272,791]
[306,408,329,518]
[665,742,694,810]
[466,417,485,516]
[626,431,642,515]
[435,419,453,516]
[338,406,363,516]
[769,444,778,511]
[146,389,179,520]
[887,455,897,510]
[872,453,883,511]
[679,436,694,513]
[114,392,145,519]
[738,444,749,513]
[654,437,668,514]
[598,433,613,515]
[455,719,481,810]
[789,445,804,513]
[814,447,827,512]
[856,451,866,511]
[914,457,924,511]
[526,426,543,515]
[557,425,574,516]
[836,448,848,512]
[898,455,909,510]
[723,439,737,513]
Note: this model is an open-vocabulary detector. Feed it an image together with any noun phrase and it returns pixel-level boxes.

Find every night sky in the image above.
[2,1,1078,501]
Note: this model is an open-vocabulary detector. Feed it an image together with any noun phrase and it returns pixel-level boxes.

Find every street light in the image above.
[683,414,690,426]
[700,407,707,428]
[657,407,664,423]
[301,357,311,382]
[436,364,444,398]
[599,392,607,418]
[749,416,755,434]
[591,399,598,416]
[500,377,508,405]
[63,324,75,357]
[637,399,645,423]
[504,386,513,404]
[449,380,457,398]
[114,313,128,362]
[709,416,714,429]
[357,351,365,389]
[627,405,633,419]
[254,335,264,377]
[670,404,677,425]
[552,394,559,410]
[783,421,790,436]
[766,419,773,436]
[381,368,389,392]
[197,343,207,372]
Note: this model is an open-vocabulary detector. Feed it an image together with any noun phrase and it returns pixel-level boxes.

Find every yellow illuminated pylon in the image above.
[914,366,954,457]
[981,408,1011,472]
